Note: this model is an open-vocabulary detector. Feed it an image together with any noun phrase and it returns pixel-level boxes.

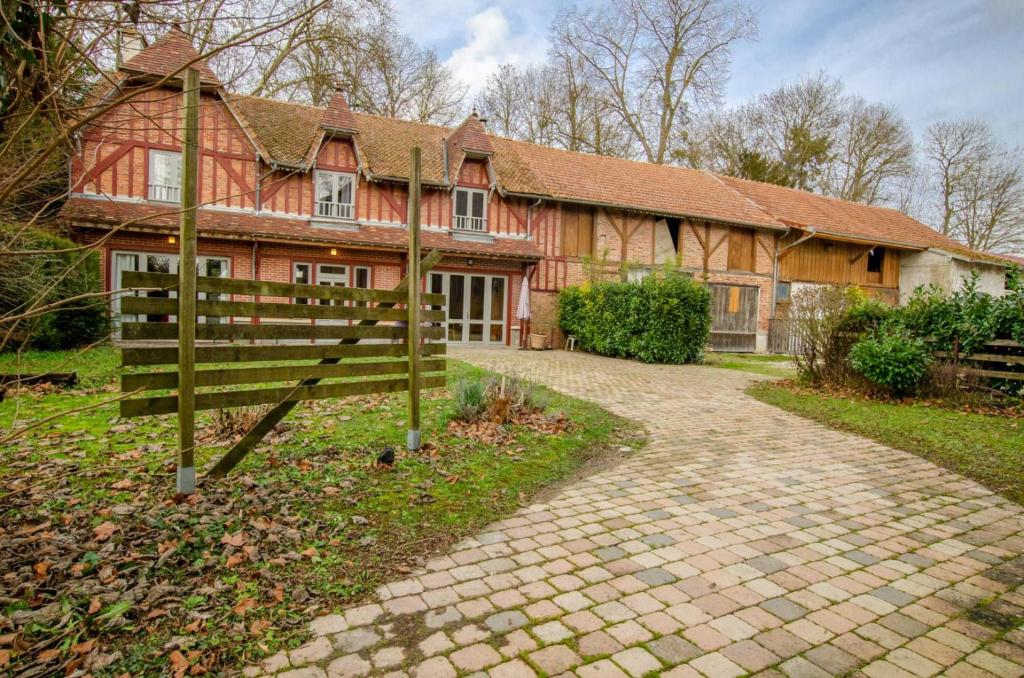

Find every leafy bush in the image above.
[850,327,931,395]
[0,223,109,351]
[557,273,710,364]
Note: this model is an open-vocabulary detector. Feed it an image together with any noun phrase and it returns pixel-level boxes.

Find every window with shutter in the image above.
[727,228,756,272]
[562,205,595,258]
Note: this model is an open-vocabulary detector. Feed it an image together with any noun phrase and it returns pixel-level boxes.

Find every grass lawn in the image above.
[0,346,641,676]
[749,381,1024,504]
[704,351,796,378]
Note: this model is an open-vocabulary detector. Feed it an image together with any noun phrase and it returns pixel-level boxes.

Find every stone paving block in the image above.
[240,350,1024,678]
[325,654,371,678]
[528,644,581,674]
[647,634,700,665]
[486,610,530,633]
[578,629,625,658]
[689,651,745,678]
[450,643,502,672]
[410,656,456,678]
[577,659,631,678]
[612,646,663,677]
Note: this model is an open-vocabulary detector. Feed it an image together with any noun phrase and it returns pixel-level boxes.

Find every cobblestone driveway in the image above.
[249,349,1024,678]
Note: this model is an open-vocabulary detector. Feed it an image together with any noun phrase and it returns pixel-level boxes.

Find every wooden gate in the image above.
[709,284,759,352]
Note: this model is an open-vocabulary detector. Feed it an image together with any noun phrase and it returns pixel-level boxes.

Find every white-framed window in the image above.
[315,171,355,219]
[293,262,312,305]
[112,250,229,329]
[148,150,182,202]
[453,187,487,231]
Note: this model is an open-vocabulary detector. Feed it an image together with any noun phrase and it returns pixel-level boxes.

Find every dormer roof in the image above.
[321,89,359,135]
[120,28,221,87]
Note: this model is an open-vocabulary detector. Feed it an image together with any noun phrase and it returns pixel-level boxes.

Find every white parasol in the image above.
[515,277,530,320]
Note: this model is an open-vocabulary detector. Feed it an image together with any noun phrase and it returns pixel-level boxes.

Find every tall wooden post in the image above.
[406,147,422,452]
[177,68,200,494]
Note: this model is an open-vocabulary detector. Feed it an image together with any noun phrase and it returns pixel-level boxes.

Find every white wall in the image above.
[899,250,1006,303]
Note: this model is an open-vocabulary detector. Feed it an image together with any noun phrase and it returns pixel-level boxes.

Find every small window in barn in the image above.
[561,205,595,258]
[453,187,487,231]
[727,227,756,272]
[148,150,181,202]
[314,171,355,219]
[667,217,682,256]
[867,248,884,274]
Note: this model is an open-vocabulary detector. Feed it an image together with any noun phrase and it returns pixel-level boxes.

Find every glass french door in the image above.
[112,251,229,329]
[316,263,348,325]
[429,272,506,344]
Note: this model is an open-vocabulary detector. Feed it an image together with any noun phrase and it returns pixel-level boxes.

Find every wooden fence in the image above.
[119,270,447,417]
[120,94,437,495]
[768,317,1023,383]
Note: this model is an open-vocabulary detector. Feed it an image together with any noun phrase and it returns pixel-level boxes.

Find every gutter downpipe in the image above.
[526,197,542,238]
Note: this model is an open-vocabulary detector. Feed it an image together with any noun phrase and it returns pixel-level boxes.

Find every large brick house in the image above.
[62,30,1008,352]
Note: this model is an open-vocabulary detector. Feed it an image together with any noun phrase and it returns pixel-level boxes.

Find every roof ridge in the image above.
[702,171,785,228]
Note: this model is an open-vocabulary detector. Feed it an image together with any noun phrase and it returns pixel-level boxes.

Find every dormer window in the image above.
[315,171,355,220]
[148,150,181,202]
[453,187,486,232]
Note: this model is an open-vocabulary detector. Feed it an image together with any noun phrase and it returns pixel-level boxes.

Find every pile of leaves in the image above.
[447,410,572,446]
[0,442,394,677]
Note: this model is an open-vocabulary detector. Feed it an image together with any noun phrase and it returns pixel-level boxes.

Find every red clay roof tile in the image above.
[120,28,221,87]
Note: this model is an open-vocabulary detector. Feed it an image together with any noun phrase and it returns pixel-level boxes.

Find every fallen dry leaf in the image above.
[93,521,118,542]
[71,639,95,655]
[232,598,257,616]
[33,561,51,580]
[220,532,245,548]
[88,597,102,614]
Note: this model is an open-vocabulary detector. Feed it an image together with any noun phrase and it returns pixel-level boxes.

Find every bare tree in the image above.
[923,120,995,236]
[924,120,1024,252]
[551,0,756,164]
[826,98,914,204]
[476,57,632,156]
[686,73,914,205]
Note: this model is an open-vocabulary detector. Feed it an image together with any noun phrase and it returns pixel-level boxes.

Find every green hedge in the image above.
[1,223,110,351]
[558,274,710,364]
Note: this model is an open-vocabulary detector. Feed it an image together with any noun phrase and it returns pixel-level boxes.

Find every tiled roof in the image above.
[454,113,494,155]
[61,197,543,260]
[120,28,221,87]
[493,138,784,230]
[352,113,450,183]
[229,95,325,168]
[717,175,982,255]
[321,90,358,133]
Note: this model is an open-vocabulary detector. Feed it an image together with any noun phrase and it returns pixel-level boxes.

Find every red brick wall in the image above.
[74,88,258,210]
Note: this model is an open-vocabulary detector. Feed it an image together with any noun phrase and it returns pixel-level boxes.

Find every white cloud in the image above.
[443,6,548,96]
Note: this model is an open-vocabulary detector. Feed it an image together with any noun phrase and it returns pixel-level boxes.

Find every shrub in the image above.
[789,285,862,385]
[452,375,549,423]
[557,273,710,364]
[849,327,931,395]
[0,223,109,351]
[452,377,487,421]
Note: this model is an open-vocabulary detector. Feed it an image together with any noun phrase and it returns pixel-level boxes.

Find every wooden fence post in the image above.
[407,147,422,451]
[177,67,199,494]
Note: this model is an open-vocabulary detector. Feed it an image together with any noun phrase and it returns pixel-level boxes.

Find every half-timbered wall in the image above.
[74,88,258,210]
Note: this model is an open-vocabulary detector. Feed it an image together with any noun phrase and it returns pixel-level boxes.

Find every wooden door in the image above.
[709,284,759,352]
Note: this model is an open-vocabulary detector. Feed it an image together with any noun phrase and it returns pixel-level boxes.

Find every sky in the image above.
[392,0,1024,147]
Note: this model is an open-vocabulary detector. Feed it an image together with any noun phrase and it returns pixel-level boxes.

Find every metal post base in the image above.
[406,429,421,451]
[177,466,196,495]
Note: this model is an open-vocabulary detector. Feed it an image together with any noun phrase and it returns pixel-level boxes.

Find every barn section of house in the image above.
[60,29,1009,354]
